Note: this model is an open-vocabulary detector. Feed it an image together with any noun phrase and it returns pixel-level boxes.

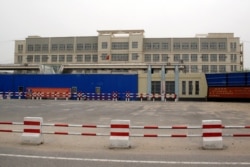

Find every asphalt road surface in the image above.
[0,100,250,167]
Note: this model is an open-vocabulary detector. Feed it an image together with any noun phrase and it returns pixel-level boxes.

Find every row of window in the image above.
[144,42,231,51]
[151,81,200,95]
[101,42,138,50]
[183,65,237,73]
[20,41,237,52]
[17,53,238,64]
[25,43,98,52]
[144,54,237,62]
[19,55,98,63]
[148,65,236,73]
[182,81,199,95]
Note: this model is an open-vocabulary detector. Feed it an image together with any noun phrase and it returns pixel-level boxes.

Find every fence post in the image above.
[110,120,130,148]
[21,117,43,145]
[202,120,223,150]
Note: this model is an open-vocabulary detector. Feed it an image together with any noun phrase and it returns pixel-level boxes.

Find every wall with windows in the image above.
[138,69,207,100]
[15,32,243,73]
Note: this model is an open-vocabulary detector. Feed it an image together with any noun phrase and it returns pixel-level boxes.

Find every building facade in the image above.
[14,30,243,100]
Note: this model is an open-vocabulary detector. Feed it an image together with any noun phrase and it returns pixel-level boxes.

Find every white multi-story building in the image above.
[14,30,243,100]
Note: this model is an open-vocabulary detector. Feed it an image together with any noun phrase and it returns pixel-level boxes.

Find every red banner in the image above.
[208,87,250,98]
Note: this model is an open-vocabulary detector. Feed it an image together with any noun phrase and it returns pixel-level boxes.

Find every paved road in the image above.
[0,100,250,167]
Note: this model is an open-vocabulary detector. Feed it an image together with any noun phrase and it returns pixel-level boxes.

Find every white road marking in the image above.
[0,153,250,165]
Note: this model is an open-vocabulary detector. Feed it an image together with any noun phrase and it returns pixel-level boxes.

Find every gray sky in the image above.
[1,0,250,69]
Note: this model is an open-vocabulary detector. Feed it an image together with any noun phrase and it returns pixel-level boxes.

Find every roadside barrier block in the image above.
[202,120,223,150]
[21,117,43,145]
[110,120,130,148]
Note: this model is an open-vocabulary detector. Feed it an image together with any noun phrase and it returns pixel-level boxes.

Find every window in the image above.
[162,54,169,62]
[219,54,226,61]
[66,55,73,62]
[152,43,160,50]
[59,55,65,62]
[42,55,48,62]
[92,55,98,62]
[182,54,189,62]
[34,55,40,62]
[201,42,209,50]
[173,42,180,50]
[231,65,237,72]
[191,54,197,62]
[67,44,73,51]
[17,55,23,63]
[76,55,83,62]
[195,81,199,95]
[132,53,139,60]
[201,54,209,62]
[210,42,217,50]
[111,42,129,50]
[18,45,23,52]
[27,45,34,51]
[182,43,189,50]
[93,43,98,50]
[59,44,65,51]
[184,65,189,73]
[51,44,58,51]
[85,43,91,50]
[162,43,168,50]
[42,44,48,51]
[102,42,108,49]
[27,55,33,62]
[111,54,129,61]
[77,43,83,51]
[174,54,180,62]
[101,53,109,60]
[230,54,237,62]
[191,65,198,73]
[191,42,198,50]
[210,65,217,73]
[35,44,41,51]
[51,55,57,62]
[153,54,160,62]
[210,54,217,62]
[144,43,151,50]
[219,65,226,72]
[132,42,138,48]
[151,81,160,94]
[202,65,209,73]
[85,55,91,62]
[230,42,236,51]
[144,54,151,62]
[218,42,226,50]
[188,81,193,95]
[182,81,186,95]
[165,81,175,94]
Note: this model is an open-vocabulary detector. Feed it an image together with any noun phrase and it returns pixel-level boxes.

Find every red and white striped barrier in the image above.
[110,120,130,148]
[131,134,200,137]
[42,123,109,128]
[202,120,223,150]
[21,117,43,145]
[2,118,250,149]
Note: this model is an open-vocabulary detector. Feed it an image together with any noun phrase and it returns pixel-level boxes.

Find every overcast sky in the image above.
[0,0,250,69]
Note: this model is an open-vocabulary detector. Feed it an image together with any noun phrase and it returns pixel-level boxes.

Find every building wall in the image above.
[13,30,243,100]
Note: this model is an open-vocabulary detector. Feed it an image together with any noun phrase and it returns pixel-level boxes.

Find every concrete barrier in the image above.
[21,117,43,145]
[202,120,223,150]
[109,120,130,148]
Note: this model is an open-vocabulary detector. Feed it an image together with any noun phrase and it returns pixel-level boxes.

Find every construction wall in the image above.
[0,74,138,96]
[206,72,250,100]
